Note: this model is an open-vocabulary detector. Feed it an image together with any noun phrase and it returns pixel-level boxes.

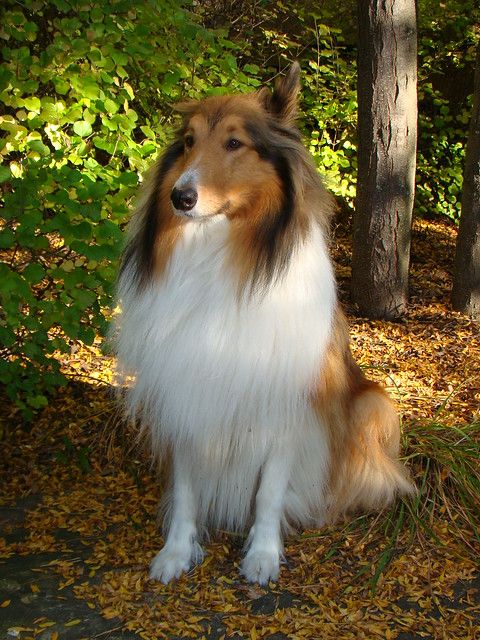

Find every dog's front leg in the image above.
[240,443,292,585]
[149,448,203,584]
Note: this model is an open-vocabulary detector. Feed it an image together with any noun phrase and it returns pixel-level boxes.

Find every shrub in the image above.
[0,0,260,417]
[415,6,479,221]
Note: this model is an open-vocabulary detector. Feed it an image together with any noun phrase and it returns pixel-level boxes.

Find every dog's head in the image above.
[122,63,332,292]
[163,62,302,222]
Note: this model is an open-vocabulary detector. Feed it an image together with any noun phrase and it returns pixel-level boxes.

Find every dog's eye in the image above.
[226,138,242,151]
[184,135,194,149]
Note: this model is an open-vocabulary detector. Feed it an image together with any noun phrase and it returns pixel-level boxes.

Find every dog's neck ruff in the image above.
[116,216,336,528]
[118,215,336,435]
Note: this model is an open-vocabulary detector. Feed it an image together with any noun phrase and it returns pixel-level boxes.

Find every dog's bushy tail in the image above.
[314,311,415,521]
[329,384,415,519]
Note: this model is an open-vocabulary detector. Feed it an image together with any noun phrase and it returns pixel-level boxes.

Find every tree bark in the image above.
[352,0,417,319]
[451,41,480,318]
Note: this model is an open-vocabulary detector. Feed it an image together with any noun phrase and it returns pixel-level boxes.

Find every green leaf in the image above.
[71,221,92,240]
[73,121,93,137]
[23,96,41,112]
[53,77,70,94]
[80,178,109,199]
[83,109,96,125]
[0,166,11,183]
[0,326,16,348]
[103,98,119,114]
[90,7,104,23]
[111,50,128,66]
[118,171,138,186]
[27,394,49,409]
[70,288,96,309]
[28,140,50,156]
[0,228,15,249]
[23,263,45,283]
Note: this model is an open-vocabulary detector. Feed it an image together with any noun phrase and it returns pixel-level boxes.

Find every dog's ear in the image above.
[175,100,198,117]
[258,62,301,125]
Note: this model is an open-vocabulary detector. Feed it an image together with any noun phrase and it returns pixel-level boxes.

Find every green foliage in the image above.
[416,84,470,221]
[296,14,357,202]
[0,0,259,417]
[415,4,479,221]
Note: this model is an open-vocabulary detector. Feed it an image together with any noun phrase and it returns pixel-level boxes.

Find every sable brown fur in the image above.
[314,310,413,520]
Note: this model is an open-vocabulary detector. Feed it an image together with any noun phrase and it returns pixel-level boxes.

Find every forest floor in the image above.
[0,216,479,640]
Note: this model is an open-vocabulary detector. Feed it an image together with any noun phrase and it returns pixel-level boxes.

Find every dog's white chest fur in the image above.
[118,217,336,529]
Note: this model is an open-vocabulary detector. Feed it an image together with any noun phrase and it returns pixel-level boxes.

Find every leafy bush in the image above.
[416,80,471,221]
[298,17,357,203]
[0,0,260,417]
[415,7,478,222]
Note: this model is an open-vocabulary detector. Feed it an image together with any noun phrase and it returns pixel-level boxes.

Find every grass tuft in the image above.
[362,417,480,592]
[404,418,480,548]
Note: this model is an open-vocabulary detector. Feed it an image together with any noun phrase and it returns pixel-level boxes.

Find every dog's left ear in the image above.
[259,62,301,125]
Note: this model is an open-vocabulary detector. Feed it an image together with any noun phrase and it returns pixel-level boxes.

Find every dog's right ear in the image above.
[258,62,301,125]
[175,100,198,118]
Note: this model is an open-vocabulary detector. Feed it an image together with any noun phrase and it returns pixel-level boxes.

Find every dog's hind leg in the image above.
[240,441,292,585]
[149,448,204,583]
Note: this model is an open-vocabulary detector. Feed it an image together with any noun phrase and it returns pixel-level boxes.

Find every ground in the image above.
[0,217,479,640]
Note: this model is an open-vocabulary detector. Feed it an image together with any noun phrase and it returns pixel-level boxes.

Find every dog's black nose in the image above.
[171,187,198,212]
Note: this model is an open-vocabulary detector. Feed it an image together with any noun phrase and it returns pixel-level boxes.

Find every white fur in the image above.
[149,447,204,583]
[115,215,336,583]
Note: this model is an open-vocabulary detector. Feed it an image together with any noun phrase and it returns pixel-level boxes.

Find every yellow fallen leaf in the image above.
[58,578,75,590]
[1,600,11,608]
[64,619,81,627]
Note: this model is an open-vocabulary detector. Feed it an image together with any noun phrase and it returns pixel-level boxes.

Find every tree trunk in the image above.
[451,41,480,318]
[352,0,417,319]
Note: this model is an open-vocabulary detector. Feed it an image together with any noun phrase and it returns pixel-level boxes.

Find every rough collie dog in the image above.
[114,63,414,585]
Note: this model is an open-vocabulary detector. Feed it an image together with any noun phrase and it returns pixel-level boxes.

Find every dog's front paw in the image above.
[240,548,280,585]
[149,541,204,584]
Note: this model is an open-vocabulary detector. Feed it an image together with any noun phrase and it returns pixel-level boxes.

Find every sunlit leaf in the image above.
[73,120,93,137]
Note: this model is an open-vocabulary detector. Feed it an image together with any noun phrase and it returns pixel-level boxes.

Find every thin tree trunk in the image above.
[352,0,417,319]
[452,41,480,318]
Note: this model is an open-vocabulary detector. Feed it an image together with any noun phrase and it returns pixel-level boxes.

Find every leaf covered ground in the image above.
[0,217,479,640]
